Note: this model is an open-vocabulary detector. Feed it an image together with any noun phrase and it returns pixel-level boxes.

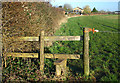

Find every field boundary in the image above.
[4,28,90,77]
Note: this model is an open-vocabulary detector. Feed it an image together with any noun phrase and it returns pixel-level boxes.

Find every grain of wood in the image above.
[40,30,44,73]
[5,53,80,59]
[83,28,89,76]
[56,65,61,76]
[44,36,82,41]
[12,37,39,41]
[6,53,38,58]
[11,36,83,42]
[45,53,80,59]
[54,59,66,65]
[54,59,67,76]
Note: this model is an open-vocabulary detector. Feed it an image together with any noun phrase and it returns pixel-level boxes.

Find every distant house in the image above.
[72,7,84,15]
[114,11,120,14]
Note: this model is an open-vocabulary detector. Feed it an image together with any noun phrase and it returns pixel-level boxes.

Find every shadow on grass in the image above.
[67,54,84,76]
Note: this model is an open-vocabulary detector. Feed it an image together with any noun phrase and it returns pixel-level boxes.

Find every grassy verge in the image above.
[47,15,119,81]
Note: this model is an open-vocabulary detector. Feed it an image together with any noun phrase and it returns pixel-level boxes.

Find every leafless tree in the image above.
[63,4,73,10]
[83,5,91,14]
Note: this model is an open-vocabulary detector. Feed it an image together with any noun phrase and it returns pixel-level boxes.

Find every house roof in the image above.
[115,11,120,12]
[73,7,83,10]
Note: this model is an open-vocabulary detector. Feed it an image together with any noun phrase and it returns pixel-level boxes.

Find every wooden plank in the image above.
[10,36,83,42]
[63,59,67,76]
[54,59,66,65]
[12,37,39,41]
[6,53,38,58]
[5,57,6,67]
[56,65,62,76]
[6,53,80,59]
[45,53,80,59]
[40,30,44,73]
[83,28,89,76]
[54,59,67,76]
[44,36,83,41]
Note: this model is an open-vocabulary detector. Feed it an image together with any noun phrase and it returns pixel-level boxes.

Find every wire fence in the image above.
[98,31,120,33]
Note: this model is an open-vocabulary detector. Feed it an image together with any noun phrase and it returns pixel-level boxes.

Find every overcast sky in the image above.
[50,0,119,11]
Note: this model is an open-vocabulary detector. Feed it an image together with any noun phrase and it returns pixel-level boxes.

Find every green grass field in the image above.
[47,15,119,81]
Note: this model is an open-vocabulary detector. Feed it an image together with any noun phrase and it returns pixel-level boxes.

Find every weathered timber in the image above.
[44,53,80,59]
[54,59,67,76]
[5,57,6,67]
[9,36,83,42]
[12,37,39,41]
[54,59,66,65]
[63,59,67,76]
[6,53,80,59]
[40,30,44,73]
[83,28,89,76]
[6,53,38,58]
[5,29,89,77]
[44,36,83,41]
[56,65,62,76]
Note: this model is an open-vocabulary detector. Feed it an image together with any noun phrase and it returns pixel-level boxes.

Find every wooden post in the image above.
[39,30,44,74]
[56,65,62,76]
[54,59,67,76]
[83,28,89,76]
[5,57,6,67]
[62,59,67,76]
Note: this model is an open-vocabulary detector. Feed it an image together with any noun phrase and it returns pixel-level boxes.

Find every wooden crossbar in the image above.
[6,53,80,59]
[11,36,83,42]
[45,53,80,59]
[44,36,83,41]
[54,59,66,65]
[6,53,38,58]
[12,37,39,41]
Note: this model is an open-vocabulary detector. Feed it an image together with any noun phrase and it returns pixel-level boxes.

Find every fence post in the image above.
[83,28,89,76]
[40,30,44,74]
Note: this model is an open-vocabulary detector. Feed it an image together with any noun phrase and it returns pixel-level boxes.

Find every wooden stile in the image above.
[4,28,90,76]
[54,59,67,76]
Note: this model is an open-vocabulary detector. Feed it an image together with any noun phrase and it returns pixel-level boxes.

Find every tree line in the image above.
[58,4,110,14]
